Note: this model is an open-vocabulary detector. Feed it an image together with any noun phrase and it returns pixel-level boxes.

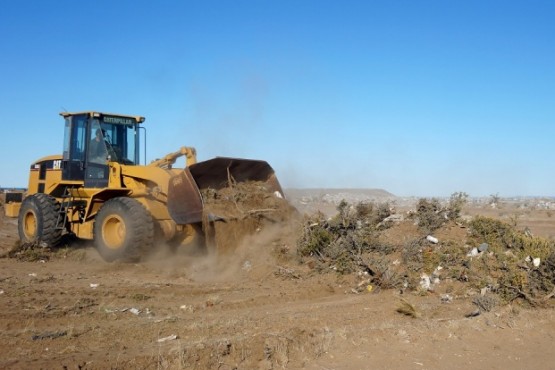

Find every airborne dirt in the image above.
[1,193,555,369]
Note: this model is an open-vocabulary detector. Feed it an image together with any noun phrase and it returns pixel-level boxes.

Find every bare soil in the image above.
[1,196,554,370]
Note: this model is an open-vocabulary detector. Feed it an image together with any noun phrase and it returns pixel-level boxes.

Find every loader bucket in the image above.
[167,157,283,225]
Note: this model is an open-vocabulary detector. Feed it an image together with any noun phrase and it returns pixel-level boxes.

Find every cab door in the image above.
[62,115,87,181]
[84,118,109,188]
[61,115,109,188]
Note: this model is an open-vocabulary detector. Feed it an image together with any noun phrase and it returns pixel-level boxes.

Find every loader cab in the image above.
[60,112,144,188]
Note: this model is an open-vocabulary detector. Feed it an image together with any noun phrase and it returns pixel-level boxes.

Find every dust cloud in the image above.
[140,221,295,284]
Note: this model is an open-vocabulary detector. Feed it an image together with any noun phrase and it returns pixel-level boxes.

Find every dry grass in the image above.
[396,299,420,318]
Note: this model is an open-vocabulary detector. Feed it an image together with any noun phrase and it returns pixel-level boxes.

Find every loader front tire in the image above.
[94,197,154,262]
[18,193,62,248]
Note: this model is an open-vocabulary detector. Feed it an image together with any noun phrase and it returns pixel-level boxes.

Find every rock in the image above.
[426,235,439,244]
[478,243,489,252]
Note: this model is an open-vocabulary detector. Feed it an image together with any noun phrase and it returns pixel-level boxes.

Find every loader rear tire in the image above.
[94,197,154,262]
[18,193,62,248]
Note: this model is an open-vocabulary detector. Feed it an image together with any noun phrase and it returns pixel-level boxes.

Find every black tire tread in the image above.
[18,193,62,247]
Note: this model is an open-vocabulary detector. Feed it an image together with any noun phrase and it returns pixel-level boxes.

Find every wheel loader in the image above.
[14,111,283,261]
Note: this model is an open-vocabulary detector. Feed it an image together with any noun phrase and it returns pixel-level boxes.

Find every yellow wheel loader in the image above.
[16,111,283,261]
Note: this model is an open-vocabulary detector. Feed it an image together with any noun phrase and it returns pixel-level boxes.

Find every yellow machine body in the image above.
[15,111,282,261]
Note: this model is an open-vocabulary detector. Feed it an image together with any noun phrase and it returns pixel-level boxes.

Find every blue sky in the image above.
[1,1,553,196]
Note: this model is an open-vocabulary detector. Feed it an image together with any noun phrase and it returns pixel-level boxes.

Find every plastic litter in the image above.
[157,334,178,343]
[440,294,453,303]
[242,260,252,271]
[180,304,194,312]
[127,308,140,315]
[426,235,439,244]
[419,273,431,290]
[467,247,479,257]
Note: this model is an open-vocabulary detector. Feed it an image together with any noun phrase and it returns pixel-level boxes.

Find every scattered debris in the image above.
[7,241,52,262]
[296,202,555,310]
[157,334,178,343]
[465,309,481,318]
[32,331,67,340]
[473,295,498,312]
[119,307,142,315]
[467,247,479,257]
[180,304,195,312]
[242,260,252,271]
[383,214,404,223]
[130,308,141,315]
[419,273,431,291]
[89,283,99,289]
[275,266,300,280]
[440,294,453,303]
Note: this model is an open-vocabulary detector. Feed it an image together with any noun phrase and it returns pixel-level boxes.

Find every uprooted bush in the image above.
[3,237,86,262]
[412,192,468,233]
[297,200,395,275]
[466,216,555,304]
[469,216,553,260]
[400,215,555,304]
[5,240,53,262]
[297,199,555,307]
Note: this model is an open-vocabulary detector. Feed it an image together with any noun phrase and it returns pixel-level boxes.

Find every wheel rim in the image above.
[22,210,37,239]
[102,215,126,249]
